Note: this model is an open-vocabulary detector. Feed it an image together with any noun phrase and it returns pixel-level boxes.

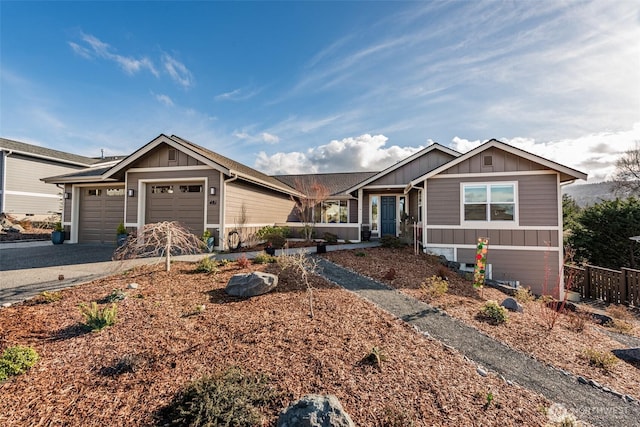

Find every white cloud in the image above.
[261,132,279,144]
[152,92,174,107]
[254,134,423,174]
[215,86,262,101]
[69,32,158,77]
[162,53,193,88]
[232,130,280,144]
[450,123,640,183]
[255,151,316,175]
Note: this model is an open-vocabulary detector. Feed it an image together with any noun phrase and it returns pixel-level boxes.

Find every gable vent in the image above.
[483,155,493,166]
[168,149,177,161]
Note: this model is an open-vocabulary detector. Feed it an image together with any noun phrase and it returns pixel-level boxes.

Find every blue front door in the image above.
[380,196,396,236]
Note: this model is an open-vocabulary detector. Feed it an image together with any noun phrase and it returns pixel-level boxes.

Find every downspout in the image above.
[1,150,10,213]
[558,178,576,300]
[220,173,239,250]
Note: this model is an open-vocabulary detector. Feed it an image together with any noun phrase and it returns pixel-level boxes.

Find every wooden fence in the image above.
[564,264,640,307]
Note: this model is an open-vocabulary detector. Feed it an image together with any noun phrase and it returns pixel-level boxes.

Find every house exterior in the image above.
[0,138,104,220]
[43,134,586,295]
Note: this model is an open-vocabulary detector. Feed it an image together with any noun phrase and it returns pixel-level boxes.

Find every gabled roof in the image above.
[343,142,461,194]
[0,137,99,167]
[407,139,588,190]
[100,134,300,196]
[275,172,378,198]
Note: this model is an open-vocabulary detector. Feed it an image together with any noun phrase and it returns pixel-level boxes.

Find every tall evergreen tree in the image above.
[568,197,640,269]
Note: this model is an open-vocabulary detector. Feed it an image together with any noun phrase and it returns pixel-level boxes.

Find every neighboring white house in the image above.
[0,137,120,221]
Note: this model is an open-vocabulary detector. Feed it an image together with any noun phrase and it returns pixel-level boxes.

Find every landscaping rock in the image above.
[8,224,25,233]
[277,394,354,427]
[612,347,640,364]
[500,297,523,313]
[127,283,139,289]
[225,272,278,297]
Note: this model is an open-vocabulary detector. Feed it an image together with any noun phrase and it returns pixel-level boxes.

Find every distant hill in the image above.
[562,181,631,207]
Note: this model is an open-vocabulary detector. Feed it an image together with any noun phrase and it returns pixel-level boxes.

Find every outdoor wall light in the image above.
[64,192,71,199]
[127,189,135,197]
[210,187,216,195]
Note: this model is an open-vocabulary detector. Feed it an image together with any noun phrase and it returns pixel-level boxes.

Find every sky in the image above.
[1,1,639,183]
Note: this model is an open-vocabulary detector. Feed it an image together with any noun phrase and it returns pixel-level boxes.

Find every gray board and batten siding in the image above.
[424,147,564,295]
[367,149,456,187]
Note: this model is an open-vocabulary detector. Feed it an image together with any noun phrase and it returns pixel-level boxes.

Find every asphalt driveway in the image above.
[0,243,116,271]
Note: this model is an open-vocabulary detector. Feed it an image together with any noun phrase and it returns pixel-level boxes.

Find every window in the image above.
[87,189,102,196]
[370,196,379,232]
[106,188,125,197]
[314,200,348,223]
[179,185,202,193]
[152,185,174,194]
[463,183,515,221]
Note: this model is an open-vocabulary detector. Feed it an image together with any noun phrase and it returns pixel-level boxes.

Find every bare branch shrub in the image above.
[538,247,577,330]
[277,252,319,318]
[112,221,203,272]
[291,178,330,241]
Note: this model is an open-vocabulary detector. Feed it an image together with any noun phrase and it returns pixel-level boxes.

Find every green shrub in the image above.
[421,275,449,299]
[33,290,63,304]
[363,346,387,367]
[160,367,279,426]
[355,251,367,257]
[117,222,127,235]
[0,345,39,381]
[514,287,535,303]
[253,252,277,264]
[322,232,338,243]
[80,302,118,331]
[104,288,127,303]
[380,234,405,248]
[195,257,220,274]
[583,348,618,372]
[478,301,508,325]
[256,226,289,248]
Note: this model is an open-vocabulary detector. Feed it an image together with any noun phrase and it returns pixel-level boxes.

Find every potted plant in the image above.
[116,222,128,246]
[361,224,371,241]
[51,222,64,245]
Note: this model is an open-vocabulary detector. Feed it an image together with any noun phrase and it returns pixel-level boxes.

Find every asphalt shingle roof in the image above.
[0,137,100,166]
[274,172,378,196]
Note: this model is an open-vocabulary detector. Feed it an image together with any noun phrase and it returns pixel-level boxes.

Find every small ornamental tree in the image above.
[113,221,203,272]
[291,178,330,241]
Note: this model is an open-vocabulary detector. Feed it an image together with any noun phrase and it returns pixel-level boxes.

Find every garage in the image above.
[145,182,205,235]
[78,186,125,243]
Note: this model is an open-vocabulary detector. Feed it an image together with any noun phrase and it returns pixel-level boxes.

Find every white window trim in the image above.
[369,194,381,236]
[460,181,519,228]
[314,199,350,224]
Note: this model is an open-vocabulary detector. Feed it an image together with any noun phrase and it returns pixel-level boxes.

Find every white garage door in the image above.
[79,187,125,243]
[145,183,205,235]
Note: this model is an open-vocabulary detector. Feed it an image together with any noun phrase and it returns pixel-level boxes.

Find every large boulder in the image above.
[277,394,354,427]
[500,297,523,313]
[225,271,278,297]
[612,347,640,364]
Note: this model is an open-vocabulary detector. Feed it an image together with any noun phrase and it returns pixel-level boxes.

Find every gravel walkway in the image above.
[315,257,640,427]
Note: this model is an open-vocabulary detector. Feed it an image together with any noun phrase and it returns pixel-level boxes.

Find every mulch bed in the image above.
[323,246,640,401]
[0,257,552,426]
